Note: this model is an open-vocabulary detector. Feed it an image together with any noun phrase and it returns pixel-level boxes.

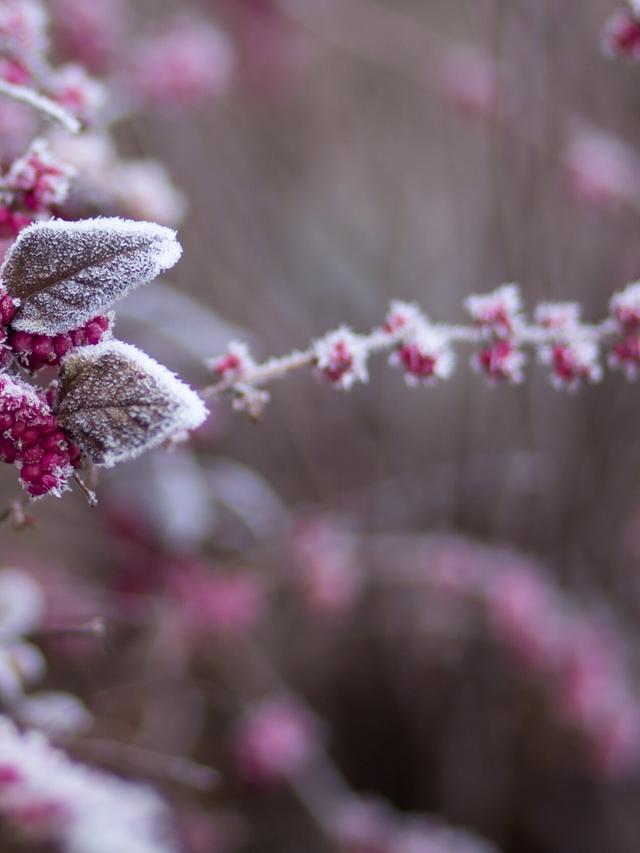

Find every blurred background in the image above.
[5,0,640,851]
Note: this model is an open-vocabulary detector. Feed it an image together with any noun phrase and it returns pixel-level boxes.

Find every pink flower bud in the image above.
[465,284,522,337]
[602,8,640,60]
[539,340,602,391]
[207,341,255,381]
[313,327,369,391]
[390,323,455,386]
[49,64,106,124]
[6,140,74,212]
[383,300,424,334]
[472,339,526,384]
[232,698,318,785]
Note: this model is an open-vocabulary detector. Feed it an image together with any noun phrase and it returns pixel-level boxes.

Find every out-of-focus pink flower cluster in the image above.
[331,796,498,853]
[290,516,363,616]
[426,544,640,777]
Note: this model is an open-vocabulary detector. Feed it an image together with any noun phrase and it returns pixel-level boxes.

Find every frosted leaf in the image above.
[1,217,182,334]
[56,340,208,467]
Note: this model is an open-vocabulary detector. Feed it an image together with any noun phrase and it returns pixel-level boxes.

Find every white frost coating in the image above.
[17,691,92,738]
[0,79,80,134]
[3,217,182,335]
[59,340,208,468]
[20,215,183,264]
[0,569,44,636]
[0,716,177,853]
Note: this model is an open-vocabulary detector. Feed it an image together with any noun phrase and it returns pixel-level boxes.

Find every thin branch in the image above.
[76,738,220,793]
[201,316,621,404]
[0,79,80,134]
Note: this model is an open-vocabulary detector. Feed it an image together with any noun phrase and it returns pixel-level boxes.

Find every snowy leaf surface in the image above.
[56,340,208,467]
[1,217,182,334]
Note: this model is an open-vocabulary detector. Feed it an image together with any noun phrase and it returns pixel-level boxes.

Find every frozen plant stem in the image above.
[0,79,81,133]
[202,285,628,415]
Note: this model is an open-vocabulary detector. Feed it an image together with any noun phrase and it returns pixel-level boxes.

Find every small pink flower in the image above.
[609,333,640,378]
[207,341,255,382]
[383,300,424,335]
[313,327,369,391]
[465,284,523,337]
[232,698,318,785]
[534,301,581,331]
[390,323,455,386]
[539,339,602,391]
[49,64,106,124]
[602,8,640,60]
[610,281,640,331]
[6,140,74,212]
[472,339,526,384]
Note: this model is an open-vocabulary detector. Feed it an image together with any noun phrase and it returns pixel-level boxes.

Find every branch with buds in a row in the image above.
[203,283,640,417]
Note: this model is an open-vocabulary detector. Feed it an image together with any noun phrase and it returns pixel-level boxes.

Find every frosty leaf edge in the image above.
[55,340,208,468]
[0,217,182,335]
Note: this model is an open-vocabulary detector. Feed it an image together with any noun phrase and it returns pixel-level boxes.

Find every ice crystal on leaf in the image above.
[0,217,182,334]
[55,340,207,467]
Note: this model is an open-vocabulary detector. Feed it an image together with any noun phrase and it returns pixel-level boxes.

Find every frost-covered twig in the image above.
[0,79,80,133]
[203,284,640,417]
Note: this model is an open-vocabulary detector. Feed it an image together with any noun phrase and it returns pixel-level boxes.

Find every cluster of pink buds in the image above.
[609,282,640,377]
[487,567,640,776]
[385,301,455,385]
[207,340,256,383]
[232,697,319,786]
[8,315,111,372]
[466,284,527,383]
[312,326,369,390]
[0,139,75,238]
[130,19,236,109]
[0,373,80,498]
[47,64,105,125]
[0,280,111,374]
[535,302,603,390]
[0,0,105,129]
[0,0,48,58]
[602,6,640,60]
[423,543,640,777]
